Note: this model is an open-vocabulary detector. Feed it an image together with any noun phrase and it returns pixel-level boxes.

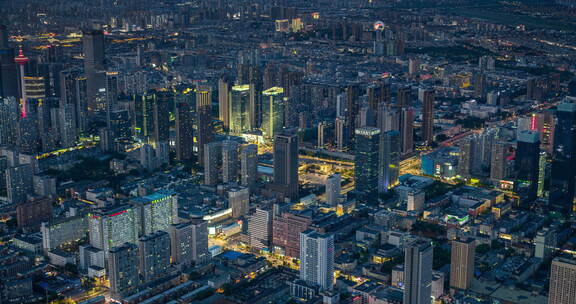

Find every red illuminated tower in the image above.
[14,47,29,117]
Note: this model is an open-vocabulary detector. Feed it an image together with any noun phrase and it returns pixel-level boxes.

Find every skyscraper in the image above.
[355,127,380,200]
[490,141,511,181]
[379,130,400,192]
[325,173,341,205]
[549,257,576,304]
[153,90,171,145]
[230,84,252,133]
[422,89,435,144]
[139,231,171,282]
[0,96,19,147]
[6,164,33,204]
[229,187,250,219]
[197,86,213,165]
[204,141,222,186]
[82,29,105,112]
[109,243,139,300]
[89,205,140,254]
[404,241,433,304]
[550,99,576,213]
[175,101,194,162]
[473,73,487,99]
[222,140,239,183]
[241,144,258,191]
[299,230,334,292]
[515,130,541,204]
[401,107,415,154]
[450,238,475,291]
[130,190,179,235]
[273,133,299,201]
[262,87,285,139]
[458,137,475,178]
[249,208,273,251]
[218,76,232,130]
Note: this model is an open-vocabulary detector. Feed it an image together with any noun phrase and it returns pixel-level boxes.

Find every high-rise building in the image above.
[458,137,475,178]
[0,34,18,99]
[549,257,576,304]
[89,205,140,254]
[82,29,105,112]
[404,241,433,304]
[6,164,33,204]
[16,197,53,229]
[355,127,380,200]
[273,211,313,258]
[249,208,273,251]
[490,141,511,181]
[0,97,19,147]
[299,230,334,292]
[262,87,285,139]
[515,130,541,204]
[131,190,179,235]
[139,231,171,282]
[24,76,46,100]
[473,73,487,99]
[241,144,258,191]
[230,84,252,133]
[170,218,209,267]
[335,116,348,151]
[204,141,222,186]
[401,107,414,154]
[450,238,475,291]
[346,84,360,143]
[325,173,341,205]
[422,89,435,144]
[273,133,299,202]
[153,90,171,144]
[109,243,139,300]
[175,101,194,162]
[105,71,119,127]
[218,76,232,129]
[59,103,78,148]
[197,87,213,165]
[222,140,239,183]
[134,93,155,141]
[550,99,576,213]
[229,187,250,218]
[379,130,400,192]
[534,227,556,260]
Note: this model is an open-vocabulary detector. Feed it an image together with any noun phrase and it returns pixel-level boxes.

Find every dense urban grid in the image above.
[0,0,576,303]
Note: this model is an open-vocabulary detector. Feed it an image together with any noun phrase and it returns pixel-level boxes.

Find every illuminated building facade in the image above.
[262,87,285,139]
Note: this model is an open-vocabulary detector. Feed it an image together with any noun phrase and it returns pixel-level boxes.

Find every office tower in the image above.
[138,231,171,282]
[273,133,299,202]
[346,84,360,142]
[335,116,348,150]
[134,93,155,141]
[24,76,45,100]
[355,127,380,200]
[537,151,547,197]
[197,87,213,165]
[105,71,119,127]
[153,90,171,144]
[550,99,576,212]
[169,218,209,267]
[0,44,18,99]
[401,107,415,154]
[83,30,106,112]
[131,190,179,235]
[16,197,53,229]
[404,241,433,304]
[450,238,475,291]
[249,208,273,250]
[317,121,328,148]
[109,243,139,300]
[422,89,435,144]
[218,76,232,129]
[59,103,78,147]
[229,187,250,218]
[325,173,341,205]
[241,144,258,190]
[109,110,131,140]
[60,70,88,132]
[515,130,540,204]
[397,86,411,108]
[6,164,33,204]
[222,140,239,183]
[549,257,576,304]
[379,130,400,192]
[0,97,19,147]
[175,101,194,162]
[473,73,487,99]
[229,84,252,133]
[262,87,285,139]
[458,137,475,178]
[89,205,140,254]
[204,141,222,186]
[299,230,334,292]
[16,115,40,154]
